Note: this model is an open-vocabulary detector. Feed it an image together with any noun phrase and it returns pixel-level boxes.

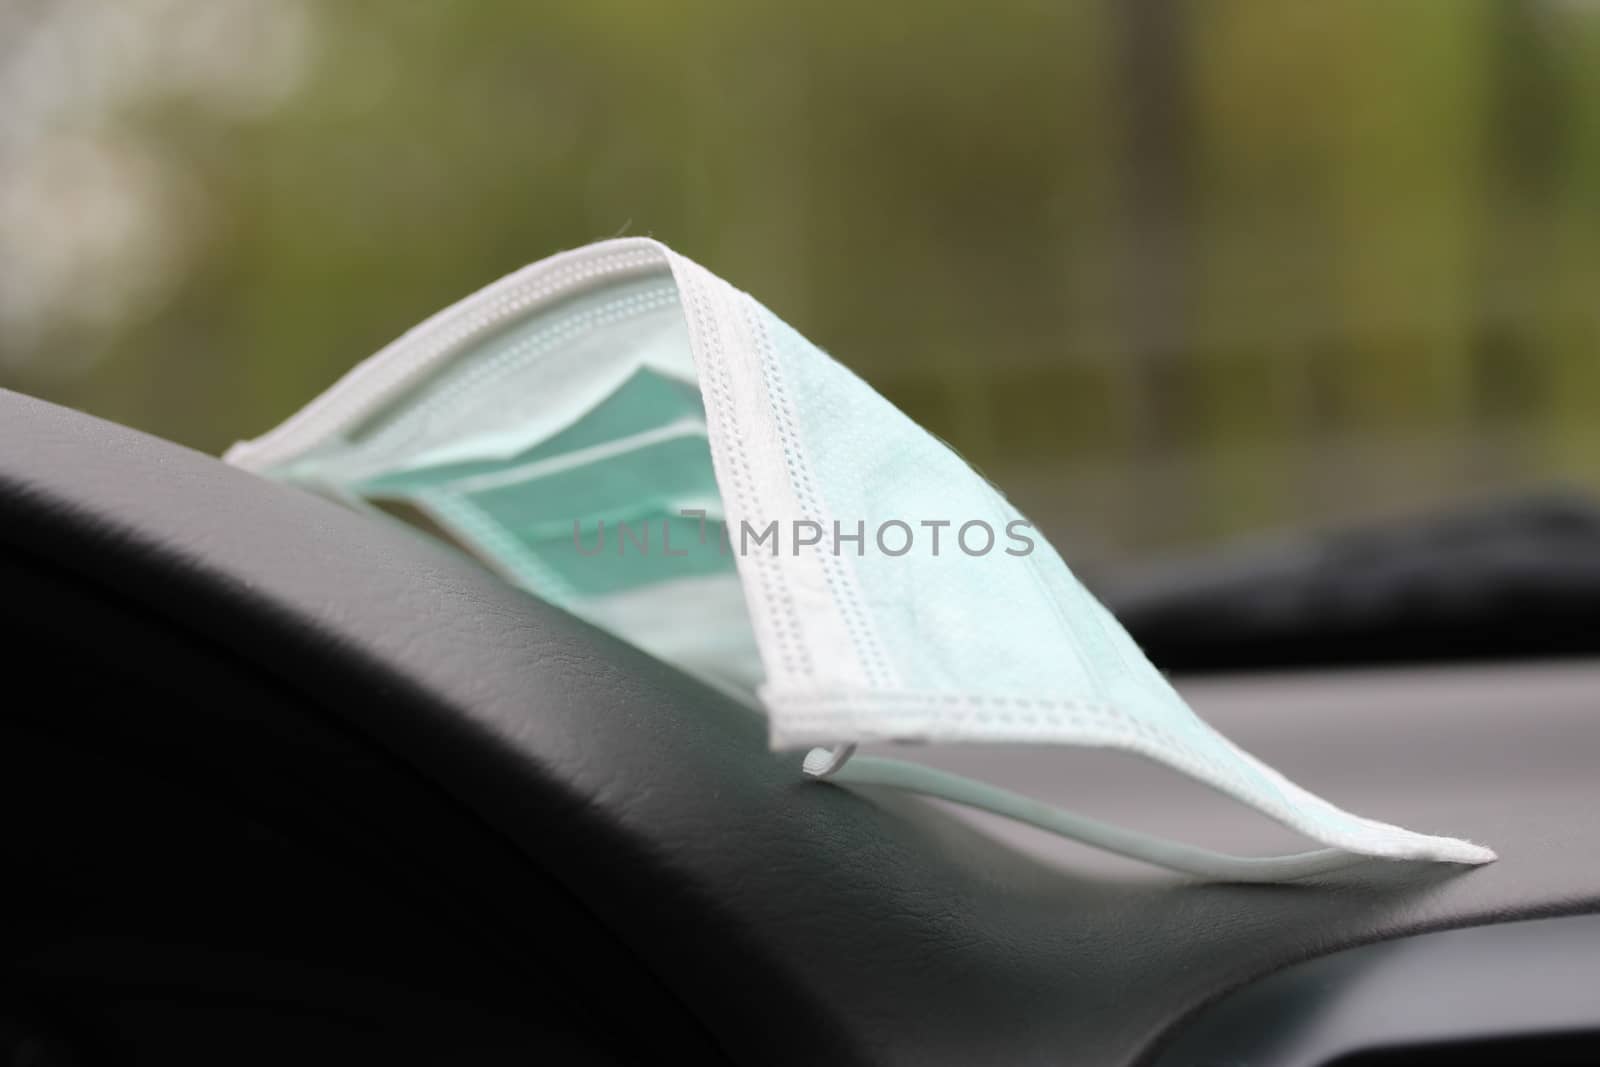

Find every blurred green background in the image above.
[2,0,1597,570]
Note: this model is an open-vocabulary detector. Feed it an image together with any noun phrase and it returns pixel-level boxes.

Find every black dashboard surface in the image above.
[1152,913,1600,1065]
[3,388,1599,1066]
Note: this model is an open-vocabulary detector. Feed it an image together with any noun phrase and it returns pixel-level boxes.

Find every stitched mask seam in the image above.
[679,269,810,680]
[357,286,679,457]
[740,296,893,690]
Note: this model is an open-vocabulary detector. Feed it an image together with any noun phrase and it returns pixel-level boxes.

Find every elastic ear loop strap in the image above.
[804,747,1367,883]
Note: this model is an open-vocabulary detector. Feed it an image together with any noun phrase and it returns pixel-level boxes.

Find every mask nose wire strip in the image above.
[808,753,1370,883]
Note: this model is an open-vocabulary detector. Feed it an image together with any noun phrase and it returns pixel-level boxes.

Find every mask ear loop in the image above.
[802,744,856,777]
[803,747,1369,883]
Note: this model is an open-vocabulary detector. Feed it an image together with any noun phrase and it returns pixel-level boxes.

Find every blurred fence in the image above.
[1,0,1597,567]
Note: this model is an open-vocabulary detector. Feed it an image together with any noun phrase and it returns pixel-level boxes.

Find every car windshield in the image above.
[2,2,1596,654]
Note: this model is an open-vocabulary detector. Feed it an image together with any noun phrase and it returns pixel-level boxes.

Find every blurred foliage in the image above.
[2,0,1598,566]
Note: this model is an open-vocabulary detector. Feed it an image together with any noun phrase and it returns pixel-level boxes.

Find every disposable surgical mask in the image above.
[227,238,1494,881]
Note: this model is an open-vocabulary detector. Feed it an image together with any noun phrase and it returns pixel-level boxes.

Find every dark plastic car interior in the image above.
[4,388,1598,1065]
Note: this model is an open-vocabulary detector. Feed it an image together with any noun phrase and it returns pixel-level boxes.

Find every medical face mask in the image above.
[226,238,1494,882]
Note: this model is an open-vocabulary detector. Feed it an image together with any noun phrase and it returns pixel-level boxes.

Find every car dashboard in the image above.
[3,387,1598,1066]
